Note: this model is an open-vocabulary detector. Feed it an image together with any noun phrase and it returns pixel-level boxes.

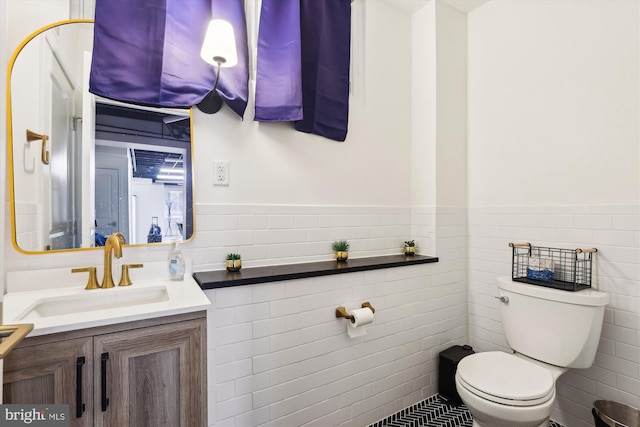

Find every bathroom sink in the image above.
[17,285,170,320]
[3,273,211,336]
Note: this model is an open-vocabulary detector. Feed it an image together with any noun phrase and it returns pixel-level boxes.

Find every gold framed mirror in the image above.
[7,20,195,254]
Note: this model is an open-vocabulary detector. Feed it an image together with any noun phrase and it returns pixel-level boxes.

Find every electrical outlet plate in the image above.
[213,161,229,186]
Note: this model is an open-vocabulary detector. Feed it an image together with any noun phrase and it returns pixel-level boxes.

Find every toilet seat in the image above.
[456,351,555,407]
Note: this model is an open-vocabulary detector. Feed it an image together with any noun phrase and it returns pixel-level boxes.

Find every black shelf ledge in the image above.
[193,254,439,290]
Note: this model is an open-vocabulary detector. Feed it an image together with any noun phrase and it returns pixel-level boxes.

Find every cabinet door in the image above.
[94,318,206,427]
[3,337,93,427]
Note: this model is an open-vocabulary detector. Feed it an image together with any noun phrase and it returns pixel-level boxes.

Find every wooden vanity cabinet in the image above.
[3,337,94,426]
[3,311,206,427]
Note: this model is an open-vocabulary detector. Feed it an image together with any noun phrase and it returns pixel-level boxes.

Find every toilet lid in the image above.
[456,352,555,406]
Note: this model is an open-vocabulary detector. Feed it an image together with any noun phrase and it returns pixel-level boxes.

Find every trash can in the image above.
[438,344,474,405]
[593,400,640,427]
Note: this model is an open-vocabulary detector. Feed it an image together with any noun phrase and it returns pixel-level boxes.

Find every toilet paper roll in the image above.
[349,307,374,328]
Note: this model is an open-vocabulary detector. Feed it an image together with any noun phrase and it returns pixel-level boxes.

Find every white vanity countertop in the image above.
[3,274,211,337]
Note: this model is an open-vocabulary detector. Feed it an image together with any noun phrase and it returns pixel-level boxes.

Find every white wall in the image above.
[7,0,69,51]
[411,2,438,258]
[467,1,640,426]
[192,2,412,207]
[411,2,437,210]
[434,1,467,209]
[468,0,639,207]
[411,1,468,258]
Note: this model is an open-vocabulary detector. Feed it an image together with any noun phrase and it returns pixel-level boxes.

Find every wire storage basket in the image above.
[509,243,597,292]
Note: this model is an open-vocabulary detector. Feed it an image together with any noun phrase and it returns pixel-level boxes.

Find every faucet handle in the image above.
[119,264,144,287]
[72,267,100,290]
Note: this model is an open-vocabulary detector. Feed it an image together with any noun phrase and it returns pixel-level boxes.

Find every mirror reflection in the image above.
[8,21,194,253]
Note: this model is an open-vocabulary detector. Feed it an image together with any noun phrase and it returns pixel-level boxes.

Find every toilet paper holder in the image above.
[336,302,375,323]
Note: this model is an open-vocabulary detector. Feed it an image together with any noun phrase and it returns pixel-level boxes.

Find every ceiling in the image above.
[383,0,490,14]
[128,149,184,182]
[442,0,490,13]
[95,103,189,182]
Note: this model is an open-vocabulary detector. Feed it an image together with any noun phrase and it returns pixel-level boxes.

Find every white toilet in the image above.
[455,276,609,427]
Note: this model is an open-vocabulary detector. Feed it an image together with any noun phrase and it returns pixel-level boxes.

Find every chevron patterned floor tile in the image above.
[369,395,565,427]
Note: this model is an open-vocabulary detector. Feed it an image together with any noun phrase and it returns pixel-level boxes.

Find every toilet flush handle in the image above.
[495,295,509,304]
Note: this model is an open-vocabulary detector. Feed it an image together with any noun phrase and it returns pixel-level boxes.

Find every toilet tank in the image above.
[496,277,609,368]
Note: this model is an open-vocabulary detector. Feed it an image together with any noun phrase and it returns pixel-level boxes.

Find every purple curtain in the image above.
[295,0,351,141]
[255,0,351,141]
[254,1,302,122]
[89,0,248,117]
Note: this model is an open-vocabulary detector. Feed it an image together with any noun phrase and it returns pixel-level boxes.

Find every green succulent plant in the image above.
[404,240,415,247]
[226,253,241,260]
[331,240,350,252]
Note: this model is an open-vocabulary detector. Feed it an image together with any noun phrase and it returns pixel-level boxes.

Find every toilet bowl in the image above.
[455,277,609,427]
[455,351,564,427]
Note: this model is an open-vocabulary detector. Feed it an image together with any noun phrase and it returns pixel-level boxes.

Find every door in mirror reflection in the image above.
[49,56,77,250]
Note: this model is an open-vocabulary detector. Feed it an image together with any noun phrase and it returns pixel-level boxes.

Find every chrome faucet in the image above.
[102,232,125,288]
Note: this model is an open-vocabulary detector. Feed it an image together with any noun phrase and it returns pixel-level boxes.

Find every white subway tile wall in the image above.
[196,204,468,426]
[468,204,640,427]
[204,264,469,426]
[13,202,41,252]
[190,204,416,270]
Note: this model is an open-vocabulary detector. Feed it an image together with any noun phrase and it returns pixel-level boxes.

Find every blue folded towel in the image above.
[527,268,553,282]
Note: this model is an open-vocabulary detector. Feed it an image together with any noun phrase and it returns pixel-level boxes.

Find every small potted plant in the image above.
[404,240,416,256]
[332,240,350,262]
[226,253,242,272]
